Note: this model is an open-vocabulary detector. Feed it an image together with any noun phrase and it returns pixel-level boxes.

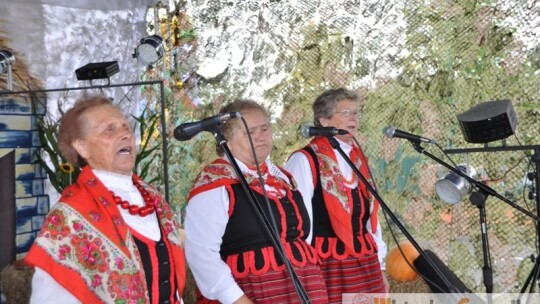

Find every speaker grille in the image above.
[457,99,517,144]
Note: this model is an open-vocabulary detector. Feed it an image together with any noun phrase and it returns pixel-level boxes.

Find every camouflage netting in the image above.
[137,0,540,293]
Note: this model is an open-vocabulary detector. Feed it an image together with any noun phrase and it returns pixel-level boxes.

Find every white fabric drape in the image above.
[0,0,155,205]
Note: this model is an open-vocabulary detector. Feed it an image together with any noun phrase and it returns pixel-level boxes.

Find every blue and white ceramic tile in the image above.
[18,148,31,164]
[34,164,47,178]
[32,98,47,115]
[15,180,34,198]
[16,232,36,254]
[16,164,36,180]
[0,98,31,115]
[15,180,34,197]
[15,197,38,217]
[33,179,45,195]
[31,130,41,147]
[32,215,45,231]
[16,216,33,234]
[0,131,33,148]
[37,195,49,215]
[1,96,50,256]
[0,114,32,130]
[31,115,39,129]
[30,148,39,163]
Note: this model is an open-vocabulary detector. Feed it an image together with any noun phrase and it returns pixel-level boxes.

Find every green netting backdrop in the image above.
[138,0,540,293]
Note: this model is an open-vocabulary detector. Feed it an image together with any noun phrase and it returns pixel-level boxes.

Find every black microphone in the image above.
[300,124,349,138]
[383,126,436,144]
[174,112,241,141]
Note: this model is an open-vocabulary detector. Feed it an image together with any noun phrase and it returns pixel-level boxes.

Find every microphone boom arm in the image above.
[410,142,540,222]
[327,137,466,297]
[410,141,540,297]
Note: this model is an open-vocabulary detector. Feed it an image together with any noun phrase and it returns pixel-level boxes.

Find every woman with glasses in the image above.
[184,99,329,303]
[285,88,388,302]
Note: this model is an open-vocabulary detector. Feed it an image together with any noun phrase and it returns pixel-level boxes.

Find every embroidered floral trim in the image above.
[35,203,147,303]
[314,151,351,212]
[190,158,295,200]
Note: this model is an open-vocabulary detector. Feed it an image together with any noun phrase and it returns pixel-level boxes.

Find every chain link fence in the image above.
[141,0,540,293]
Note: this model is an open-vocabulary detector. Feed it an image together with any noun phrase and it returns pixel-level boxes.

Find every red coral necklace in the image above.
[110,180,156,217]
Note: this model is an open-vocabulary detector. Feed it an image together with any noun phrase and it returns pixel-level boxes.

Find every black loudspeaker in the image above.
[413,250,471,293]
[75,61,119,81]
[457,99,517,144]
[0,150,16,271]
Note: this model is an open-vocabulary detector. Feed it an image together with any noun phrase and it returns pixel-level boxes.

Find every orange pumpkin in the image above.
[386,241,421,282]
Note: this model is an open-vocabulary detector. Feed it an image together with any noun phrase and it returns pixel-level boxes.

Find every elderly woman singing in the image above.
[184,99,329,304]
[25,96,186,304]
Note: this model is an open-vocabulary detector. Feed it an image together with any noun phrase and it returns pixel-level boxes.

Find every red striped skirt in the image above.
[196,263,329,303]
[320,252,385,303]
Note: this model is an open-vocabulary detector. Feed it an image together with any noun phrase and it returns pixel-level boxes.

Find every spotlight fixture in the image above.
[0,50,15,90]
[457,99,517,144]
[133,34,164,66]
[435,164,477,204]
[0,50,15,74]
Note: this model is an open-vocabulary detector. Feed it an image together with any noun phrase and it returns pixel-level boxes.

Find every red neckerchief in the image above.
[188,158,295,202]
[309,136,379,253]
[246,162,290,199]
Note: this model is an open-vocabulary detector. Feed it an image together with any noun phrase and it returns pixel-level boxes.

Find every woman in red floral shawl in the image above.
[285,88,388,303]
[25,96,186,304]
[184,99,328,304]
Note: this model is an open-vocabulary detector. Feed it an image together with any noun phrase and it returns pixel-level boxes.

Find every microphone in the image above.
[300,124,349,138]
[174,112,241,141]
[383,126,436,144]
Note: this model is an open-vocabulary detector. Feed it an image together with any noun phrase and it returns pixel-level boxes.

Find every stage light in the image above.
[0,50,15,90]
[133,35,164,66]
[0,50,15,74]
[435,164,477,204]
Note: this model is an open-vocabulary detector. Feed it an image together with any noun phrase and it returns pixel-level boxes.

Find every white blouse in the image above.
[184,158,293,304]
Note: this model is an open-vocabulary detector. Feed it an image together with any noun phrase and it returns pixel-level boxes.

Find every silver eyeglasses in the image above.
[334,109,360,118]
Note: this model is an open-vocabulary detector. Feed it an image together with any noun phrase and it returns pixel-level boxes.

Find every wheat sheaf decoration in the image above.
[0,22,43,93]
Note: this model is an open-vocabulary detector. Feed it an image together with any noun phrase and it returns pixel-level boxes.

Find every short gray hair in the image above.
[312,88,359,126]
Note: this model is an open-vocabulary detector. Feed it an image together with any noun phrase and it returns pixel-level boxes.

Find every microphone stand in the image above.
[327,137,467,301]
[469,189,494,297]
[519,149,540,304]
[410,141,540,300]
[212,129,311,304]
